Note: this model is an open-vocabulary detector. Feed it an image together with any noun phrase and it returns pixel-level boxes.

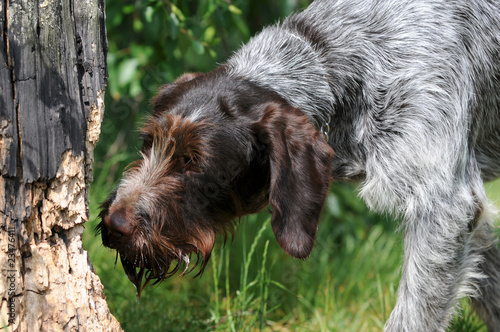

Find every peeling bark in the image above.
[0,0,121,331]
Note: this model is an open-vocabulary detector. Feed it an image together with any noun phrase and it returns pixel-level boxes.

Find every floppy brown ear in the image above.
[253,103,334,258]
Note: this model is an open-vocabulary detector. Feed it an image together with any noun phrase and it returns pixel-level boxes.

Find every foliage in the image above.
[84,0,498,330]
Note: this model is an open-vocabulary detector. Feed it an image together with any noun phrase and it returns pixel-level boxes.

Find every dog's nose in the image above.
[103,208,134,237]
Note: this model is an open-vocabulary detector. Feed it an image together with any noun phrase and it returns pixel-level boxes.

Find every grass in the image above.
[83,152,500,332]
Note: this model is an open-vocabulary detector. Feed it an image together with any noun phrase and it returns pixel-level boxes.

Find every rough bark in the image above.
[0,0,121,331]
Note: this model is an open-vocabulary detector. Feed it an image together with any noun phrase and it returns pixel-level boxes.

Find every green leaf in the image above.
[228,4,242,15]
[122,4,135,14]
[168,12,181,39]
[117,58,140,87]
[203,26,216,43]
[133,18,143,32]
[129,79,143,98]
[144,6,154,23]
[191,40,205,55]
[201,1,218,20]
[170,3,185,21]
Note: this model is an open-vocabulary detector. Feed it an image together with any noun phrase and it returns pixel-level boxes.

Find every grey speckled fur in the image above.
[228,1,500,331]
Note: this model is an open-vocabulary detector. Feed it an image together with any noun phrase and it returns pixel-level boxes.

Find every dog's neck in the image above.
[227,25,337,140]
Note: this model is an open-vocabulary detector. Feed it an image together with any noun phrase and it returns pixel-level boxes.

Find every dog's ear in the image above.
[152,73,203,113]
[252,103,334,259]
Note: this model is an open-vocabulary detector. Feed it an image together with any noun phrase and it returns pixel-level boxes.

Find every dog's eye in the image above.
[183,156,192,167]
[183,156,201,173]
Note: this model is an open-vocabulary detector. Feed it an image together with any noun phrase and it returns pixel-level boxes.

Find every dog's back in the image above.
[302,0,500,180]
[229,0,500,181]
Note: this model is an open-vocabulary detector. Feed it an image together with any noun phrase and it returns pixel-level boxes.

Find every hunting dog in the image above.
[98,0,500,330]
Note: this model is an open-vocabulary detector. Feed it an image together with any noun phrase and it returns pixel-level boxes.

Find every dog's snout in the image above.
[104,208,135,237]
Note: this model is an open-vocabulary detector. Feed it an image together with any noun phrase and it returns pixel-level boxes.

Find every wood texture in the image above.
[0,0,121,331]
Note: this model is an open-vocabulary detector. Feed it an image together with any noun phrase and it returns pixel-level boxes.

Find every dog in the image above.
[97,0,500,330]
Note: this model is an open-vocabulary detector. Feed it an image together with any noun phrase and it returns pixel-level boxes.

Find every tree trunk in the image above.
[0,0,121,331]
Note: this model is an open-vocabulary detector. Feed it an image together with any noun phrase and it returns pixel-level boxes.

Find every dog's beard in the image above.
[115,243,204,298]
[96,211,214,298]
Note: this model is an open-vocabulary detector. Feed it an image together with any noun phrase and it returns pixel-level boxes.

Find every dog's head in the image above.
[97,70,334,295]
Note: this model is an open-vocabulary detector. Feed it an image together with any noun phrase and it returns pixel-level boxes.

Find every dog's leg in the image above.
[385,201,482,331]
[469,204,500,331]
[360,142,489,331]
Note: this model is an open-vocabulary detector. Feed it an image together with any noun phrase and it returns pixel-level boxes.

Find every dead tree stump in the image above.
[1,0,122,330]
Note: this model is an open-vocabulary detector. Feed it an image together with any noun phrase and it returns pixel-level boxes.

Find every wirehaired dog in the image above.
[97,0,500,330]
